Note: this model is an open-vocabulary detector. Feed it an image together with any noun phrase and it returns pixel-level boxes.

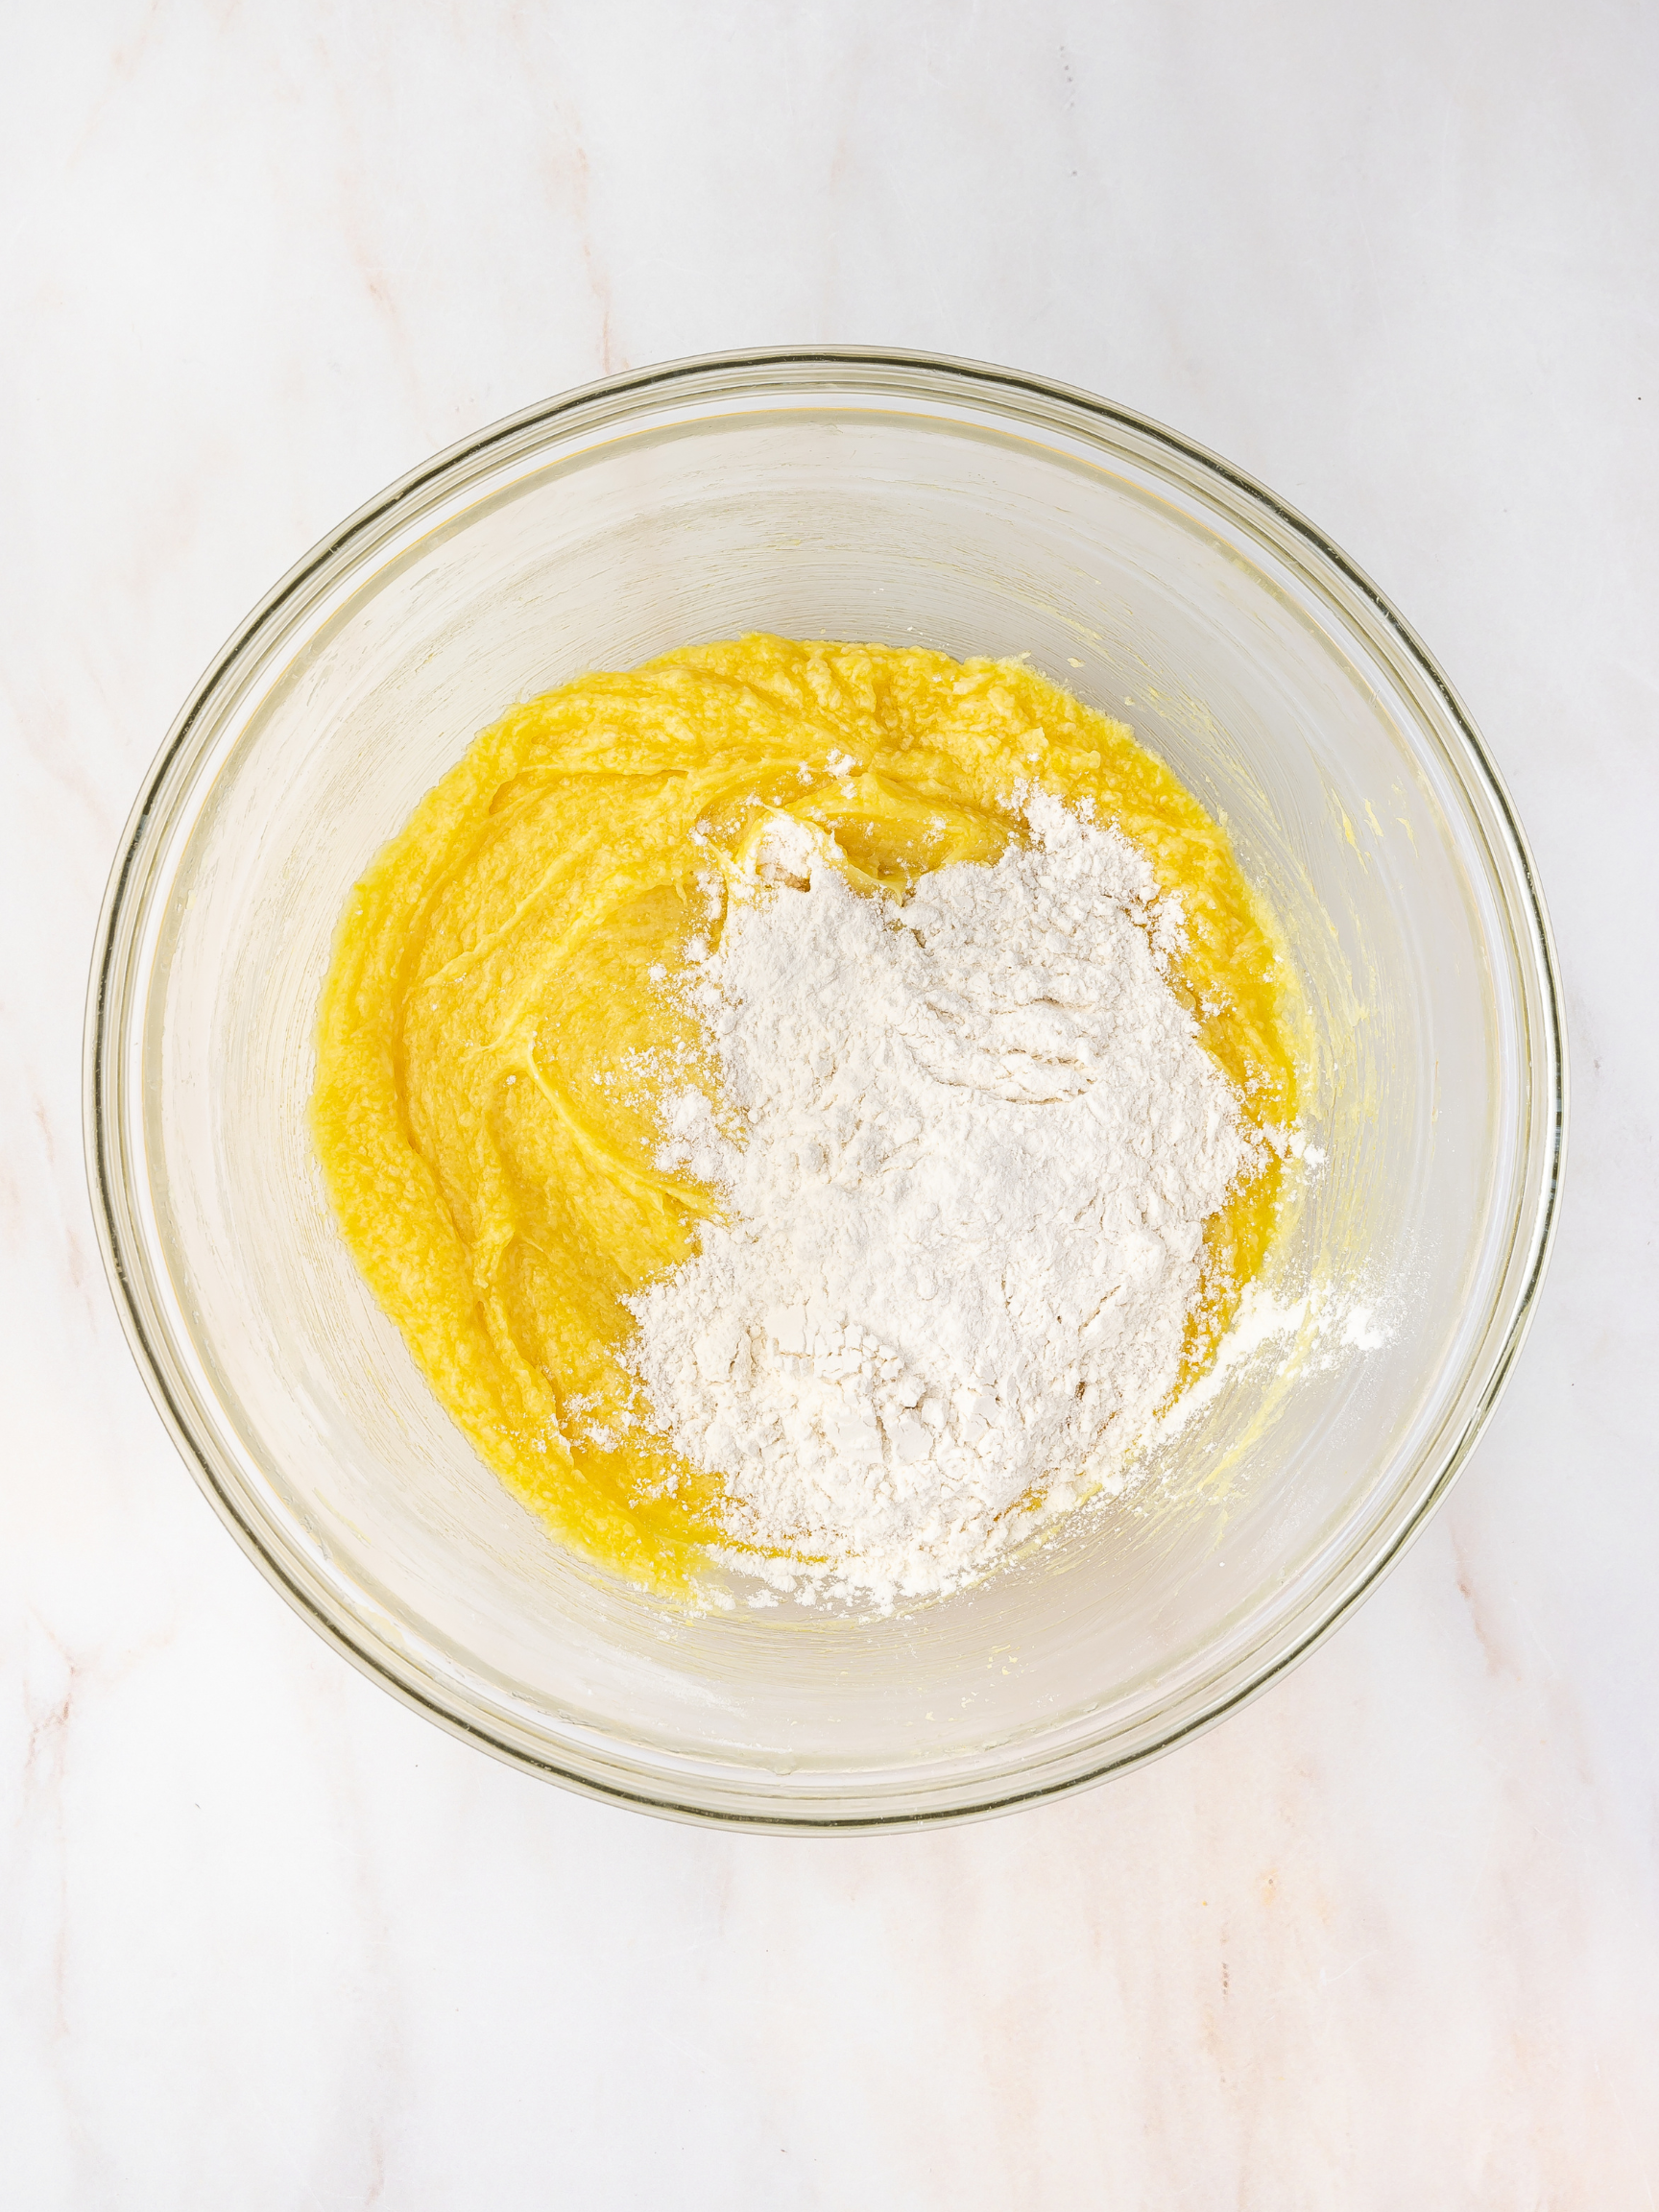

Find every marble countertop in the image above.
[6,5,1656,2203]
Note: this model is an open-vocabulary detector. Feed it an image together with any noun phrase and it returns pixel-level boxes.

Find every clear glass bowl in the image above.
[85,349,1565,1830]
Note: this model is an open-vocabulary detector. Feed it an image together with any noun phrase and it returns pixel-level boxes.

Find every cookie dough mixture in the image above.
[312,637,1301,1601]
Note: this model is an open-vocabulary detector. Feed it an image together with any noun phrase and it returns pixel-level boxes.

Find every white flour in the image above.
[625,791,1259,1609]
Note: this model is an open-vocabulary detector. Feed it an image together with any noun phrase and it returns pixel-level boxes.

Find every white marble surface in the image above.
[5,3,1657,2202]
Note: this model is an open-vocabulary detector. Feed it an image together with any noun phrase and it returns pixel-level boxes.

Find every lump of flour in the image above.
[625,790,1259,1609]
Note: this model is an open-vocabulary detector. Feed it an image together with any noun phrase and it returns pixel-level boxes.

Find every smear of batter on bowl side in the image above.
[312,637,1303,1601]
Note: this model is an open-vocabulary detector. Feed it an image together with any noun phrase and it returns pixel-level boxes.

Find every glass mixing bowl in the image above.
[85,349,1564,1829]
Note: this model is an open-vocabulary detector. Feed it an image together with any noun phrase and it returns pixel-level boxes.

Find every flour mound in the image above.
[625,791,1258,1609]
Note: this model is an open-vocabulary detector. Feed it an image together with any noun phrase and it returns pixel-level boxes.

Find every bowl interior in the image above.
[104,364,1555,1824]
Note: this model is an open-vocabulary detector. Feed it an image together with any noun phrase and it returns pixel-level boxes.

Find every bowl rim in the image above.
[83,345,1568,1831]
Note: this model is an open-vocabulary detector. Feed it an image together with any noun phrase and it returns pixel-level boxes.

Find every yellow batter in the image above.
[313,637,1300,1595]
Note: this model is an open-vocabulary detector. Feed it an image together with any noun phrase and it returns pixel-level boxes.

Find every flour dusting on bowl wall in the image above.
[85,350,1564,1830]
